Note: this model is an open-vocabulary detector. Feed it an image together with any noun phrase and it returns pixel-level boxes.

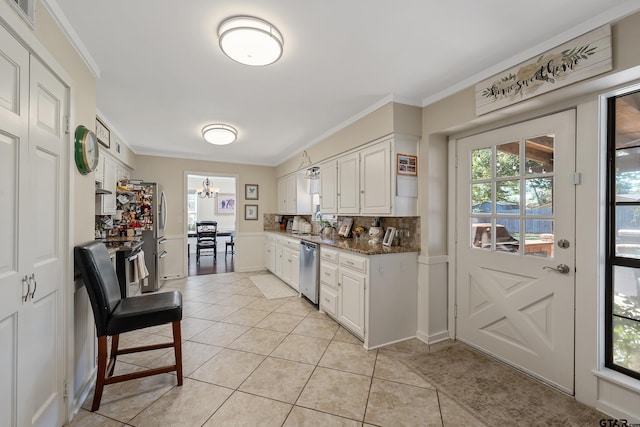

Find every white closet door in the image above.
[20,56,67,427]
[0,24,30,427]
[0,20,68,427]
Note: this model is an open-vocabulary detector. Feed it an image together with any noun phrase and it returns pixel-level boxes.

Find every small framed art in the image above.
[245,204,258,220]
[245,184,259,200]
[216,194,235,214]
[96,117,110,149]
[396,153,417,176]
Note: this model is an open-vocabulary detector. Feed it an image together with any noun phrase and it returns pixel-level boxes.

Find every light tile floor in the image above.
[68,271,485,426]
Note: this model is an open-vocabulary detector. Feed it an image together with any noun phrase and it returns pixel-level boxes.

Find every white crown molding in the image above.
[280,93,421,166]
[41,0,100,78]
[421,0,640,108]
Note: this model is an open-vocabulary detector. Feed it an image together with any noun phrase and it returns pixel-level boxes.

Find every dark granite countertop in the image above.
[95,237,143,255]
[265,230,419,255]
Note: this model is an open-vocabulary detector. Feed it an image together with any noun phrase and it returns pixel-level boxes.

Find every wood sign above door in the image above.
[475,25,611,115]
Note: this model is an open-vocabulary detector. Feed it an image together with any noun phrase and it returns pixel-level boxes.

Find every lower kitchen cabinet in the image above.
[319,246,418,349]
[338,266,366,337]
[264,233,301,293]
[281,246,300,292]
[264,234,276,272]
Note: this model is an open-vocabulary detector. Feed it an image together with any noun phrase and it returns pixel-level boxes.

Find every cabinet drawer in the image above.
[320,286,337,317]
[283,237,300,249]
[320,247,338,262]
[339,252,367,273]
[320,261,338,288]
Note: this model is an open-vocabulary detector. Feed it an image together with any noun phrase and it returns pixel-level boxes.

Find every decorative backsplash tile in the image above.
[263,213,420,248]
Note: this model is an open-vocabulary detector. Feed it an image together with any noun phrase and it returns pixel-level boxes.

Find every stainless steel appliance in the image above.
[300,240,319,304]
[119,181,167,293]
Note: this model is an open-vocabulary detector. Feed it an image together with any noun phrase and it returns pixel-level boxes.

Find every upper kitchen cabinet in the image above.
[337,152,360,214]
[277,171,312,215]
[319,159,337,213]
[95,151,132,215]
[360,140,391,214]
[319,135,418,216]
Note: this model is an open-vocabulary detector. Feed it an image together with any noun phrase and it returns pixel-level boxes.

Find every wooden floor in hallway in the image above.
[188,251,235,276]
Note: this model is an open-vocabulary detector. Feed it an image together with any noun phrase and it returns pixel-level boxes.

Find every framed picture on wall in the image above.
[397,153,417,176]
[96,117,110,148]
[245,204,258,220]
[245,184,259,200]
[216,194,235,214]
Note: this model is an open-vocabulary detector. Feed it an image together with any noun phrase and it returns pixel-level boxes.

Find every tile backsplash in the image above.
[263,213,420,248]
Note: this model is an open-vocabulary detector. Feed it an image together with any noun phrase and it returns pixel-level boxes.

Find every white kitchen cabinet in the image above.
[0,32,67,427]
[96,154,131,216]
[319,159,337,213]
[116,162,132,182]
[360,140,391,214]
[319,245,418,349]
[95,153,105,183]
[337,152,360,214]
[96,154,117,215]
[319,247,339,316]
[264,234,276,273]
[274,237,283,277]
[282,246,300,292]
[277,178,287,213]
[264,233,301,293]
[337,252,367,338]
[318,135,418,216]
[277,172,312,215]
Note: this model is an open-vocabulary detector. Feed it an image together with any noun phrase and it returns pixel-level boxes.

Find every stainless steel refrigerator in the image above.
[123,181,167,293]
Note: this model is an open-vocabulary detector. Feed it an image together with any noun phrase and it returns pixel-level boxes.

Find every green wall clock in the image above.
[74,125,99,175]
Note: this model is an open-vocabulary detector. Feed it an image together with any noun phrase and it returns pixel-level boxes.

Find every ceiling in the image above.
[52,0,640,167]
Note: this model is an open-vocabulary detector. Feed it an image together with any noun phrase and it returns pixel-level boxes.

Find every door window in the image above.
[469,136,555,257]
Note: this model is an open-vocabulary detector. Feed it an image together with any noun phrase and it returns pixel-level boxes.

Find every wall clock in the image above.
[74,125,99,175]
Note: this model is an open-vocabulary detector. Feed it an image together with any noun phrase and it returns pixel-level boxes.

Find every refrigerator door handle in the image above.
[159,250,168,258]
[159,191,167,231]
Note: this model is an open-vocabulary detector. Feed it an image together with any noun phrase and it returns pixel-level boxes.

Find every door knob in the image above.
[543,264,570,274]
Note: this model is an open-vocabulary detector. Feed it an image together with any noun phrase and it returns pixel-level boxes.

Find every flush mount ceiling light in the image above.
[218,16,283,66]
[202,124,238,145]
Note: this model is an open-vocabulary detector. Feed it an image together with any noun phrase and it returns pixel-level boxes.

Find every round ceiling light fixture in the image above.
[218,16,283,66]
[202,124,238,145]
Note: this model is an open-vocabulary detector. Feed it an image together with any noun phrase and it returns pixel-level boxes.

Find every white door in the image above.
[455,110,576,393]
[338,269,365,338]
[360,141,391,215]
[23,57,67,427]
[0,28,67,427]
[286,175,297,214]
[337,153,360,214]
[0,25,30,427]
[319,160,337,213]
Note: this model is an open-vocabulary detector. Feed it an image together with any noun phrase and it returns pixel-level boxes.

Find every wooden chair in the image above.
[196,221,218,262]
[74,241,183,411]
[225,232,235,256]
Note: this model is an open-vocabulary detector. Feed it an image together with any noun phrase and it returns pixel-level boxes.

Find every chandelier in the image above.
[198,178,219,199]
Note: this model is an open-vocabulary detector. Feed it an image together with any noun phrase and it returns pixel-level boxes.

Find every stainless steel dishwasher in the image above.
[299,240,319,304]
